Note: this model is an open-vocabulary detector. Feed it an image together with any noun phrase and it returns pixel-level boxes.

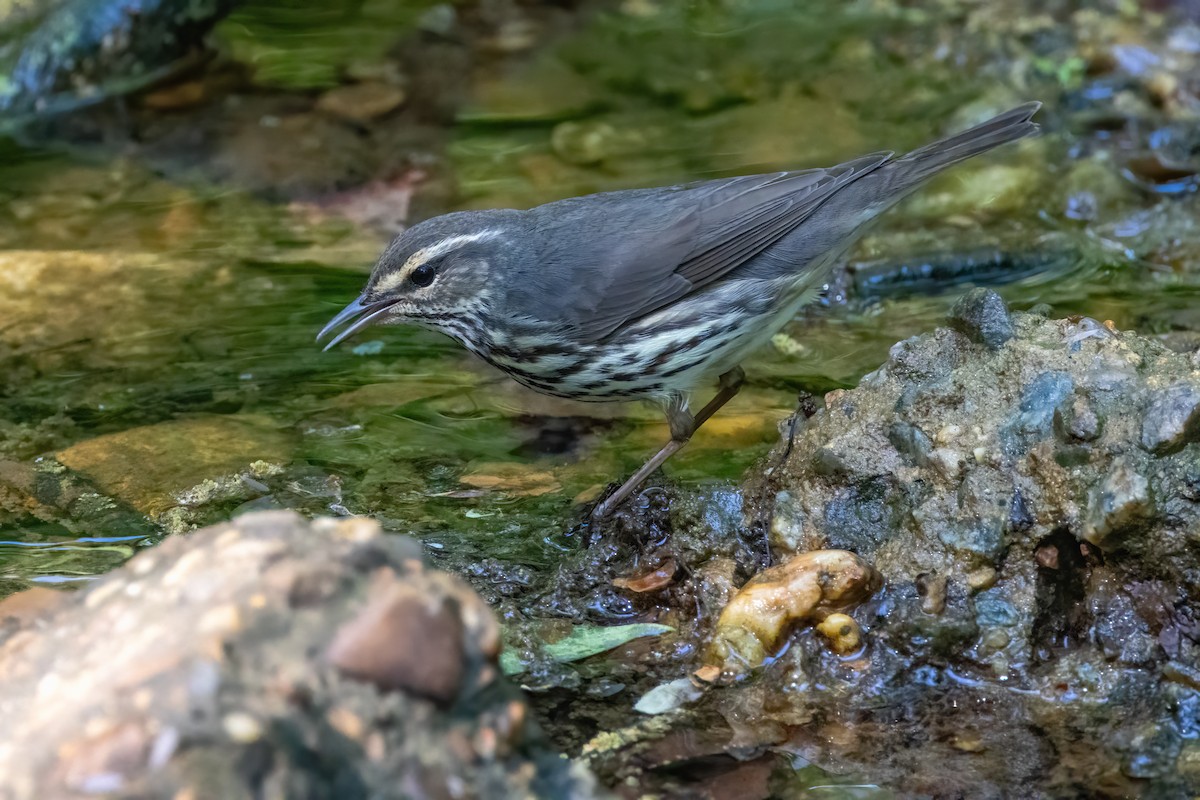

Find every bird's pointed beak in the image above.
[316,294,398,351]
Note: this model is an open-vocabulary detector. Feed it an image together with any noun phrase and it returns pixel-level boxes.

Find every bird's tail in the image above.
[766,102,1041,291]
[878,102,1041,195]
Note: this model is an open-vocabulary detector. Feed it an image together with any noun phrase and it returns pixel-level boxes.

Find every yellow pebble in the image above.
[816,613,863,655]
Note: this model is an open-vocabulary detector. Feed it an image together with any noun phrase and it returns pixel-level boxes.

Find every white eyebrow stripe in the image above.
[374,230,501,294]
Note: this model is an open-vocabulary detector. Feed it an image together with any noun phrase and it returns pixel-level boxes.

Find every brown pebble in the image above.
[613,558,677,593]
[1036,545,1060,570]
[326,583,465,704]
[316,82,407,123]
[139,80,207,110]
[916,573,947,615]
[497,700,527,745]
[326,707,366,741]
[474,727,498,760]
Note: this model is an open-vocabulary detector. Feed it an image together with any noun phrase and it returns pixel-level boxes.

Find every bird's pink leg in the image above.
[591,367,746,521]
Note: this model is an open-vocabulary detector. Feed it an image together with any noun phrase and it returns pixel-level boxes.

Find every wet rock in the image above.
[1140,383,1200,455]
[887,420,932,465]
[56,415,293,516]
[459,462,562,498]
[1084,458,1154,545]
[949,288,1015,350]
[0,511,599,799]
[1056,394,1102,442]
[733,303,1200,797]
[1005,371,1076,449]
[703,549,880,675]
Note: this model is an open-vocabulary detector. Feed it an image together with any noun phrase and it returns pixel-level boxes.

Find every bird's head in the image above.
[317,210,519,350]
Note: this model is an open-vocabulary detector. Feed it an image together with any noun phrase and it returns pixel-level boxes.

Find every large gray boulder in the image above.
[730,293,1200,798]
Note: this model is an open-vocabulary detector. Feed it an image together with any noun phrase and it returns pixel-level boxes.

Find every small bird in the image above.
[319,103,1041,520]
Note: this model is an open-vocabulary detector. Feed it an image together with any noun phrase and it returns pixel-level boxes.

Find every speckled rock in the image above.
[0,511,601,800]
[948,287,1015,350]
[736,306,1200,798]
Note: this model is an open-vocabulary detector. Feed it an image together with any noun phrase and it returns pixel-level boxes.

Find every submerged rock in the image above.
[730,304,1200,797]
[56,414,293,516]
[0,511,600,799]
[948,288,1015,350]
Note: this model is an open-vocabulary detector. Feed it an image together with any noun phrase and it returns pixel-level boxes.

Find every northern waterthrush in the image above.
[319,103,1041,519]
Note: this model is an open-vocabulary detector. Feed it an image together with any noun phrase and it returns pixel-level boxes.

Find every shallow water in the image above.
[2,0,1196,592]
[2,0,1200,794]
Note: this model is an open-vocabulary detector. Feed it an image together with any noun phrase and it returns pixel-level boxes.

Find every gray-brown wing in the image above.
[530,152,892,343]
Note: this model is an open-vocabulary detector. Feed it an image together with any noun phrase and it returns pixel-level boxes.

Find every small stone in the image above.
[1035,544,1059,570]
[459,463,561,497]
[949,288,1014,350]
[417,4,456,35]
[981,628,1011,650]
[916,573,947,615]
[1008,490,1034,532]
[316,82,407,123]
[966,566,998,591]
[1084,457,1153,544]
[139,80,207,110]
[326,583,466,704]
[1140,383,1200,455]
[888,421,933,465]
[816,613,863,655]
[1010,372,1075,441]
[1055,395,1101,442]
[974,589,1020,627]
[934,424,963,445]
[326,707,366,741]
[939,517,1003,560]
[928,448,965,480]
[950,734,986,753]
[613,559,677,593]
[221,712,263,743]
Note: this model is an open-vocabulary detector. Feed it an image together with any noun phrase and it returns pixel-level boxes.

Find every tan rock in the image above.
[57,415,292,515]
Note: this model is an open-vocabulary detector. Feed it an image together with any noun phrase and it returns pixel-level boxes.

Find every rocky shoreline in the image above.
[3,296,1198,798]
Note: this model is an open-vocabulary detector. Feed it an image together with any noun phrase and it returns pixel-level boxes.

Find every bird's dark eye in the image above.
[410,262,437,288]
